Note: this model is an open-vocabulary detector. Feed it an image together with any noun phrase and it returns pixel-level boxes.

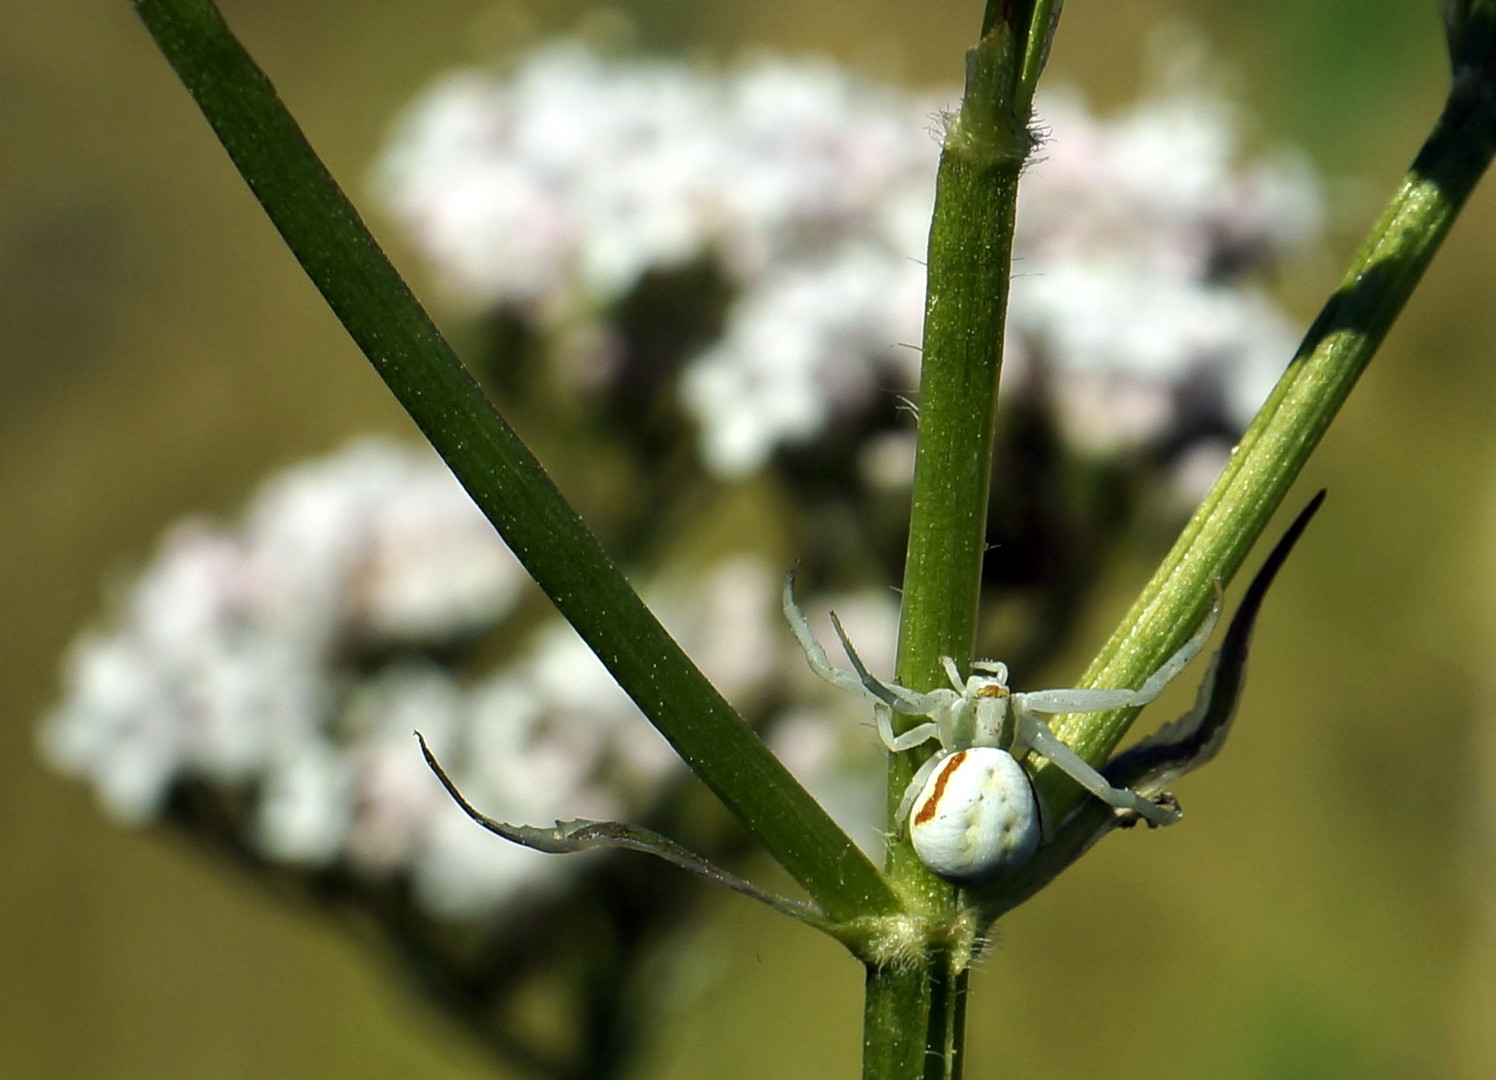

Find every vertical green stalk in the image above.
[866,9,1048,1075]
[863,967,934,1079]
[892,25,1030,900]
[862,953,968,1080]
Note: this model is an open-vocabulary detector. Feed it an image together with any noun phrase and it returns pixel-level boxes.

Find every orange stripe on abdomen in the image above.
[913,750,967,826]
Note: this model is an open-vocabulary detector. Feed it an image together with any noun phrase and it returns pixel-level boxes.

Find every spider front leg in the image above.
[782,572,876,698]
[782,572,929,711]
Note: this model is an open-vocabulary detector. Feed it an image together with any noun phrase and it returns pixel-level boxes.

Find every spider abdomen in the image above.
[909,747,1041,885]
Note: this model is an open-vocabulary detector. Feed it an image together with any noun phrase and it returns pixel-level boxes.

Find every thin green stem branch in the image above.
[1017,0,1062,101]
[130,0,898,923]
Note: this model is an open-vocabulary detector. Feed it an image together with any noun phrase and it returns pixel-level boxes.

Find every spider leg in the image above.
[783,572,889,699]
[970,659,1008,681]
[1128,582,1225,704]
[1017,686,1153,713]
[940,656,965,692]
[1017,583,1226,714]
[828,611,927,711]
[1015,705,1181,825]
[784,573,949,754]
[876,703,941,753]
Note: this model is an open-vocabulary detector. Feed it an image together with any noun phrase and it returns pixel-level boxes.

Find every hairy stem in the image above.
[868,5,1055,1075]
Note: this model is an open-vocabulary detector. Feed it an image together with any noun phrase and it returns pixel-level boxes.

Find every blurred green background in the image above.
[4,0,1495,1077]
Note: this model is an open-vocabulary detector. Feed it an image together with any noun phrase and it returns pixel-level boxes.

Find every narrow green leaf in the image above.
[417,733,839,932]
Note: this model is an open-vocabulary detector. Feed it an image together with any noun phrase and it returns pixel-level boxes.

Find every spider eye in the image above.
[909,747,1040,884]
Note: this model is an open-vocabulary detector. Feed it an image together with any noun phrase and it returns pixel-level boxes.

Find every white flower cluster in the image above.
[375,44,939,476]
[1007,84,1322,457]
[375,43,1321,480]
[41,440,528,825]
[40,439,882,918]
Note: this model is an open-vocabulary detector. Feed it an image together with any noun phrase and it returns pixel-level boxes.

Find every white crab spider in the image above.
[783,576,1222,885]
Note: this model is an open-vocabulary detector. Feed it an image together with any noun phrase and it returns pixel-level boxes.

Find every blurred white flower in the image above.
[376,46,937,314]
[256,736,355,863]
[43,633,180,824]
[375,42,1321,477]
[1006,83,1320,448]
[680,246,925,474]
[40,439,540,907]
[41,439,889,918]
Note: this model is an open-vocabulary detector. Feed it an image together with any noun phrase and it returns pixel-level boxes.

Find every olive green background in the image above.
[4,1,1495,1077]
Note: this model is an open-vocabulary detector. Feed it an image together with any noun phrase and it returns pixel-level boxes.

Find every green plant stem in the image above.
[130,0,898,924]
[1033,56,1496,820]
[892,25,1029,902]
[862,957,967,1080]
[868,14,1040,1078]
[863,967,934,1080]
